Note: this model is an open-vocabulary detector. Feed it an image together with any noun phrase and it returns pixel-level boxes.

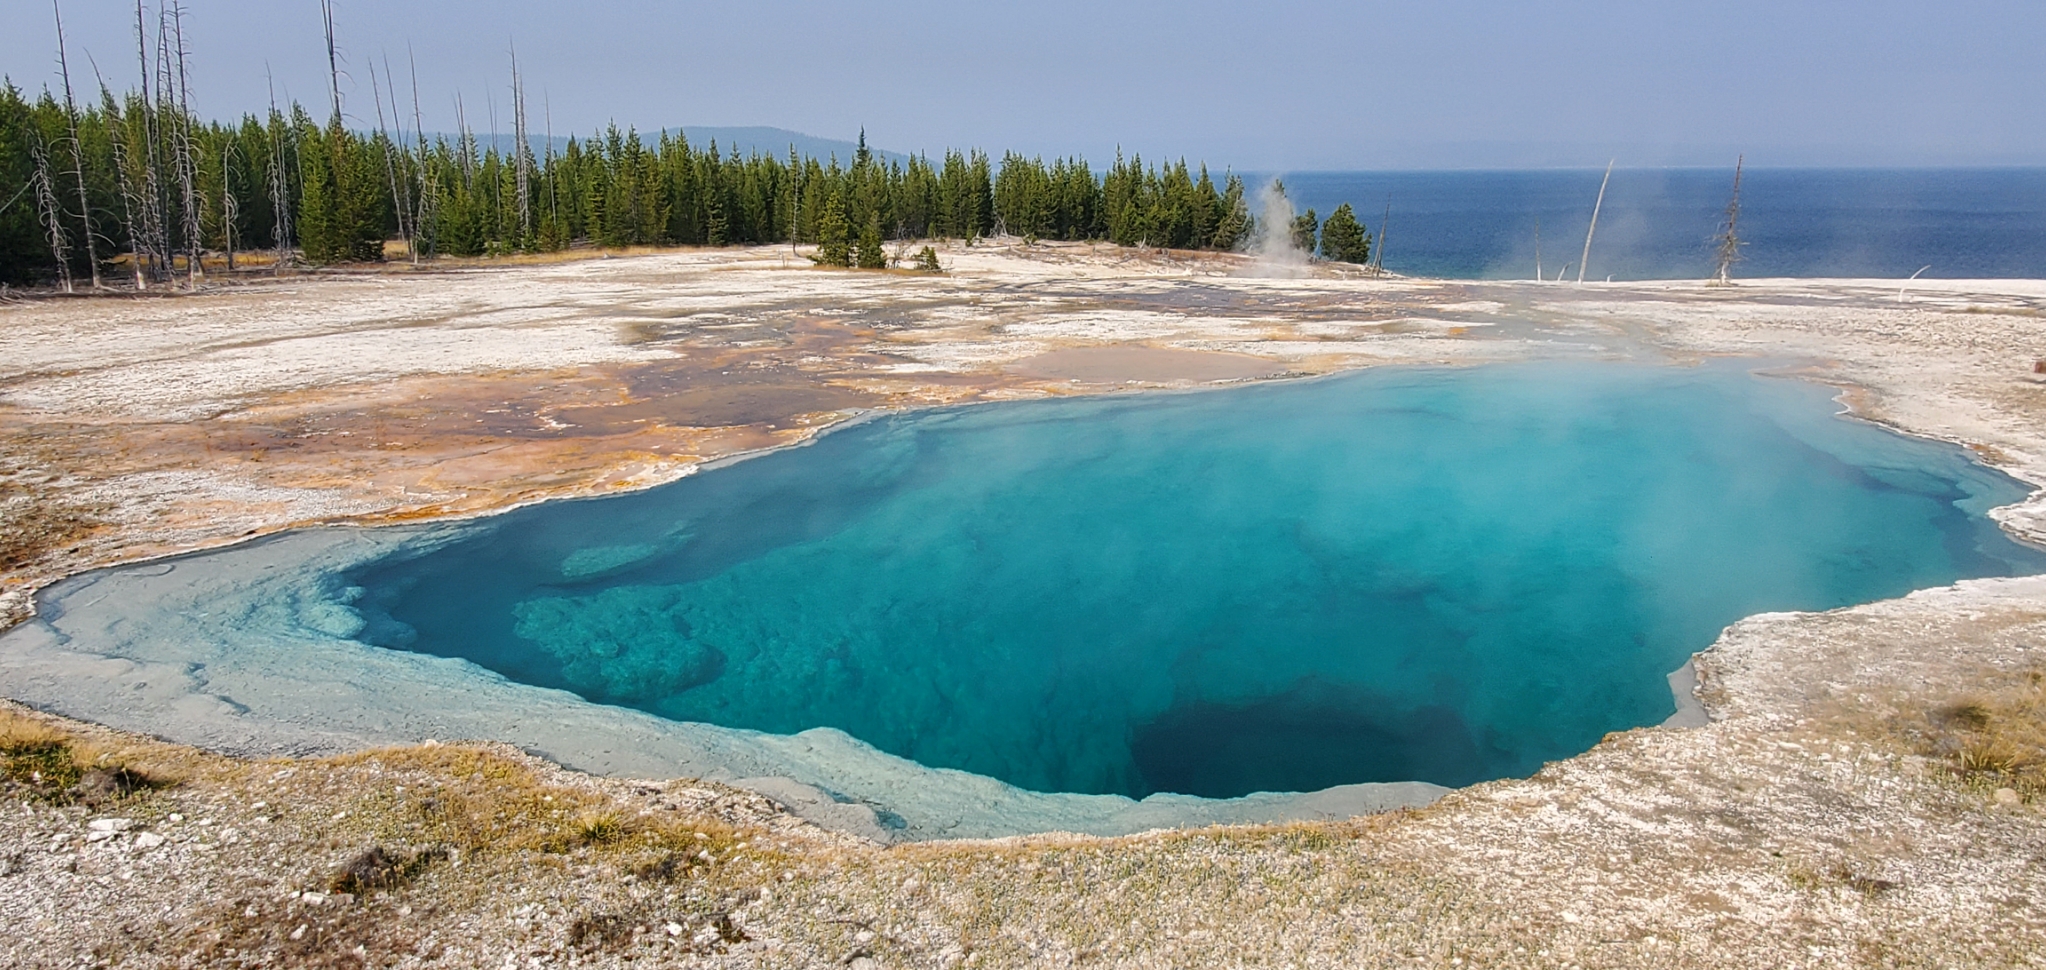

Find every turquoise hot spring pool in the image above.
[342,361,2046,799]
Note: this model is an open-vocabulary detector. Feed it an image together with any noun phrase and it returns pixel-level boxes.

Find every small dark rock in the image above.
[567,913,635,950]
[713,913,749,944]
[329,845,438,895]
[70,767,152,805]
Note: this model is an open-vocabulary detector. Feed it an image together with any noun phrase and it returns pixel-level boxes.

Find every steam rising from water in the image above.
[1240,179,1313,278]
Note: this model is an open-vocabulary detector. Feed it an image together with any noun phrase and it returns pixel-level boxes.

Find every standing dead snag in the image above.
[96,74,148,289]
[368,58,412,259]
[52,0,102,289]
[30,140,73,292]
[1373,197,1389,276]
[132,0,170,285]
[511,43,533,247]
[1710,155,1746,286]
[1577,159,1613,284]
[264,66,294,271]
[219,140,238,271]
[409,46,435,262]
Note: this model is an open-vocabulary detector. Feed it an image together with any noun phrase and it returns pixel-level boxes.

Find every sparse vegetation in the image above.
[0,706,164,805]
[1924,668,2046,797]
[0,717,79,795]
[327,844,445,895]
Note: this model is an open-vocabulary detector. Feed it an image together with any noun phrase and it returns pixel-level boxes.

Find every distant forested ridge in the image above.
[1,6,1370,287]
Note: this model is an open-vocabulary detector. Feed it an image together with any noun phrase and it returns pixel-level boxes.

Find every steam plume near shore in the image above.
[1240,180,1314,278]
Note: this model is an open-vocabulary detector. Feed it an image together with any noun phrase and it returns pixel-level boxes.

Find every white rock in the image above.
[301,891,328,906]
[1994,788,2022,805]
[87,818,135,833]
[854,930,877,944]
[664,922,684,937]
[850,958,880,970]
[133,832,167,849]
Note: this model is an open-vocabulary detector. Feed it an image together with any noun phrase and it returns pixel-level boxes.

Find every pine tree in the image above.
[296,122,384,263]
[705,190,728,246]
[1319,202,1370,263]
[295,122,338,262]
[812,191,850,266]
[1291,207,1319,256]
[1212,174,1248,249]
[855,212,886,268]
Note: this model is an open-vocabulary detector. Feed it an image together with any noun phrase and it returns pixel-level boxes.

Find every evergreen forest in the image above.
[0,3,1371,287]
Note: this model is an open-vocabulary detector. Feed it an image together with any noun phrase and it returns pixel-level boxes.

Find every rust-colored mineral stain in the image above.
[553,364,877,431]
[1007,346,1288,384]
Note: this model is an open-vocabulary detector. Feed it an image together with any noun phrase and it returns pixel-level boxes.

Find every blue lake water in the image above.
[1276,168,2046,281]
[347,362,2046,799]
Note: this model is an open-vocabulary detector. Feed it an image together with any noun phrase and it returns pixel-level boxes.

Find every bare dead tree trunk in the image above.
[368,59,412,259]
[380,51,417,264]
[134,0,169,284]
[51,0,101,289]
[510,44,532,247]
[265,65,293,271]
[455,93,475,189]
[167,0,202,287]
[221,140,237,271]
[154,4,178,277]
[93,71,147,290]
[485,89,499,247]
[409,46,433,263]
[1577,159,1613,285]
[321,0,343,127]
[544,90,560,249]
[1711,155,1745,286]
[1372,199,1389,276]
[31,140,74,292]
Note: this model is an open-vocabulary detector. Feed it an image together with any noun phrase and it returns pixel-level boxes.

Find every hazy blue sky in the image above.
[5,0,2041,169]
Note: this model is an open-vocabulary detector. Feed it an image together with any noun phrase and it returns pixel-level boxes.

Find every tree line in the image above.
[1,4,1373,287]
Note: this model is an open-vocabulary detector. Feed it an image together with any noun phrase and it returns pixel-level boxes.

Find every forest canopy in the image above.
[0,3,1374,286]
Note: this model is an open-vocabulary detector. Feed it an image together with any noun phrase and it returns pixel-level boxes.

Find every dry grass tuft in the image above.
[1922,668,2046,797]
[327,845,447,895]
[0,707,169,805]
[0,716,79,795]
[573,811,628,846]
[325,743,761,865]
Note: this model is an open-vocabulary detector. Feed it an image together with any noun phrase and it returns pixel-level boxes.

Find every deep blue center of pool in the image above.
[349,362,2045,798]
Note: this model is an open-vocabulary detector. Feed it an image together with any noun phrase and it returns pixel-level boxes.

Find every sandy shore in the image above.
[3,241,2045,966]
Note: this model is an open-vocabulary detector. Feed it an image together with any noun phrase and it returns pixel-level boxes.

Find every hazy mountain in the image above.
[454,126,913,165]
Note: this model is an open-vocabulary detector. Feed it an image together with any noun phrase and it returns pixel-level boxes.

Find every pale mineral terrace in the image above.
[1,241,2044,967]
